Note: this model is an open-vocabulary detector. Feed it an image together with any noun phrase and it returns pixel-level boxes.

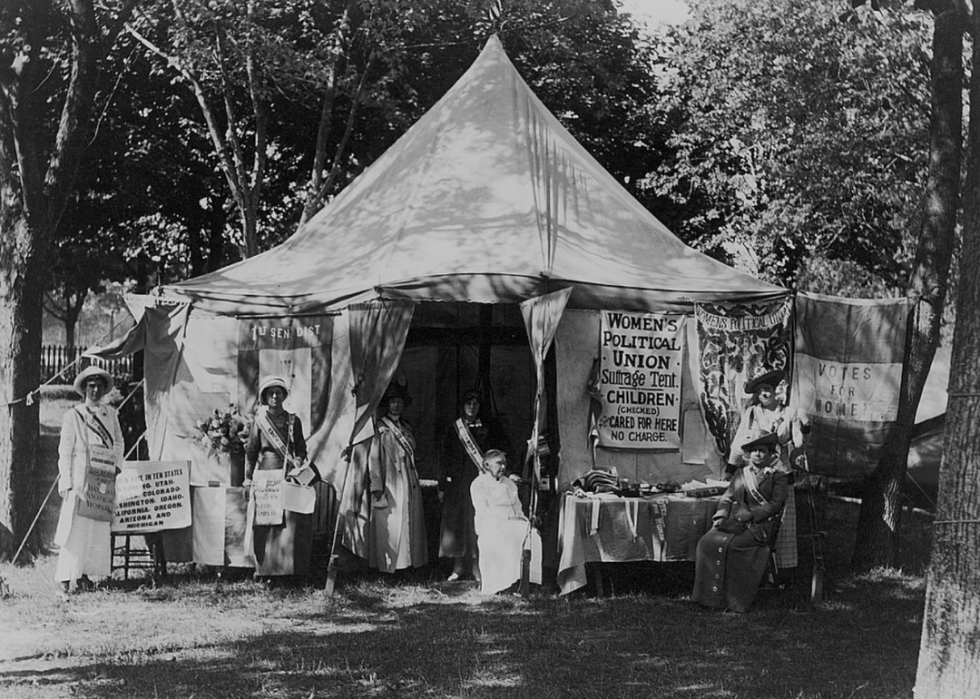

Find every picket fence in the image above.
[40,344,137,385]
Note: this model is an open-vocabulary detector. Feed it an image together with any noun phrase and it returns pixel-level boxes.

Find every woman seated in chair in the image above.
[470,449,541,594]
[692,431,788,613]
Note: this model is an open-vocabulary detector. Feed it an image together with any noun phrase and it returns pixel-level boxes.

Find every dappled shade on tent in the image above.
[161,36,784,315]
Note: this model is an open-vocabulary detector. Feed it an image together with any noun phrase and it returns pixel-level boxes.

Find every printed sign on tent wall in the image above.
[593,311,685,449]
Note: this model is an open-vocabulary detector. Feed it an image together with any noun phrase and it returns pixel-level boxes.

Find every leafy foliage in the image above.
[646,0,933,291]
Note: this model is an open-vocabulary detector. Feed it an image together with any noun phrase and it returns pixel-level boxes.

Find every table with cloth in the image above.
[556,492,721,595]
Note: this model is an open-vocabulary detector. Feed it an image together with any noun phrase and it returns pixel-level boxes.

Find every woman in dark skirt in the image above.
[244,375,312,581]
[438,389,507,582]
[692,431,788,613]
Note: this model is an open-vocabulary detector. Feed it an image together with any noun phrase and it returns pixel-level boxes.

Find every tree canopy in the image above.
[646,0,934,293]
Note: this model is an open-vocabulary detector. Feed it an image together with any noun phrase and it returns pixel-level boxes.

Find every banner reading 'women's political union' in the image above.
[594,311,685,449]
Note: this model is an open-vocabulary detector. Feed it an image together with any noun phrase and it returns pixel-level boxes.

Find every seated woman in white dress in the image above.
[470,449,542,594]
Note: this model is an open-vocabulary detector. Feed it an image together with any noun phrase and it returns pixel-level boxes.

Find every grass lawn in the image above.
[0,389,930,698]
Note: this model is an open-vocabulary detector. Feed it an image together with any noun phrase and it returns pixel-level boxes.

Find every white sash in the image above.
[256,408,297,470]
[454,418,484,471]
[72,407,117,522]
[380,417,414,459]
[74,405,114,448]
[742,466,772,509]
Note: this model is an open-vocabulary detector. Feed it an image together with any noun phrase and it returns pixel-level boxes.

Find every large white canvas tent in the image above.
[99,36,788,569]
[160,35,782,316]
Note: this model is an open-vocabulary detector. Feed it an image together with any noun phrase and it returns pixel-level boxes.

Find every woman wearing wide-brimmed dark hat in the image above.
[727,367,809,571]
[692,431,789,612]
[368,381,427,573]
[438,388,509,582]
[55,366,123,595]
[243,375,312,582]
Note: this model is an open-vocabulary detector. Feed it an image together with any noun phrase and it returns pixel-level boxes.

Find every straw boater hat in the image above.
[73,366,113,397]
[741,431,779,452]
[381,381,412,406]
[258,375,289,403]
[744,368,786,395]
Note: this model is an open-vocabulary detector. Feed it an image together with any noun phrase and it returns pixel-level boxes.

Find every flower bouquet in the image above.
[196,406,252,457]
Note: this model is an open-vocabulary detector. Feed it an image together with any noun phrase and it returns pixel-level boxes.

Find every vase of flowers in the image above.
[195,406,252,486]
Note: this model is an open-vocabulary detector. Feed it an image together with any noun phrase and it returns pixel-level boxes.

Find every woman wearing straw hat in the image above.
[368,381,427,573]
[55,365,123,595]
[243,375,312,583]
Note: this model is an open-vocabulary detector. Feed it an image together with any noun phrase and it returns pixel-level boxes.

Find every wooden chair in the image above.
[761,504,788,590]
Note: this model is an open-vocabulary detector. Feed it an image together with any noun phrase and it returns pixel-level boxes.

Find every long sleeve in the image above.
[714,481,735,520]
[727,407,752,469]
[291,417,308,460]
[439,426,460,490]
[58,410,78,491]
[109,406,124,466]
[368,429,384,492]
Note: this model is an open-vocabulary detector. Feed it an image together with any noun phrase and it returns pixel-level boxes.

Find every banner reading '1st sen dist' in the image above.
[595,311,684,449]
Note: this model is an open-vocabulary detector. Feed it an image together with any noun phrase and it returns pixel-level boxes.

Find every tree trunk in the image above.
[0,0,127,559]
[852,8,962,571]
[0,214,45,558]
[914,8,980,697]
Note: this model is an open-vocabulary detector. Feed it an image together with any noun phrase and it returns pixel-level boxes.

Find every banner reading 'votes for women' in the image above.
[594,311,685,449]
[793,292,909,478]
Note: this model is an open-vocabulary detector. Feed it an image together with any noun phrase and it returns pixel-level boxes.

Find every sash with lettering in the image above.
[73,406,117,522]
[251,407,295,525]
[380,416,415,463]
[454,418,484,472]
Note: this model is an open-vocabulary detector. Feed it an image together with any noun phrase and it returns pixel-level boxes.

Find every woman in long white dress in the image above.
[470,449,541,594]
[55,366,124,594]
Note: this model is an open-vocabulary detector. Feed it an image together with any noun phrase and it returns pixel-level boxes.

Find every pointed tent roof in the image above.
[162,36,785,315]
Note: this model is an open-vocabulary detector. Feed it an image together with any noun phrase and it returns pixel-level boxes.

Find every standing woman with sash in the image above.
[438,389,507,582]
[55,366,123,594]
[369,382,427,573]
[692,431,788,612]
[243,375,311,583]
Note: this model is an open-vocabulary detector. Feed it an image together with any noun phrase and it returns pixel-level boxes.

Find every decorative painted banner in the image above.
[594,311,685,449]
[238,315,334,436]
[112,460,191,532]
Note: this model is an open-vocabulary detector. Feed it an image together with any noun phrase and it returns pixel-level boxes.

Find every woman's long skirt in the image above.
[54,494,111,583]
[691,524,771,613]
[252,455,312,577]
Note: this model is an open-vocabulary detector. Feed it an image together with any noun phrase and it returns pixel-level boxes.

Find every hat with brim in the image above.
[73,366,113,397]
[744,369,786,395]
[741,431,779,452]
[258,375,289,402]
[381,381,412,406]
